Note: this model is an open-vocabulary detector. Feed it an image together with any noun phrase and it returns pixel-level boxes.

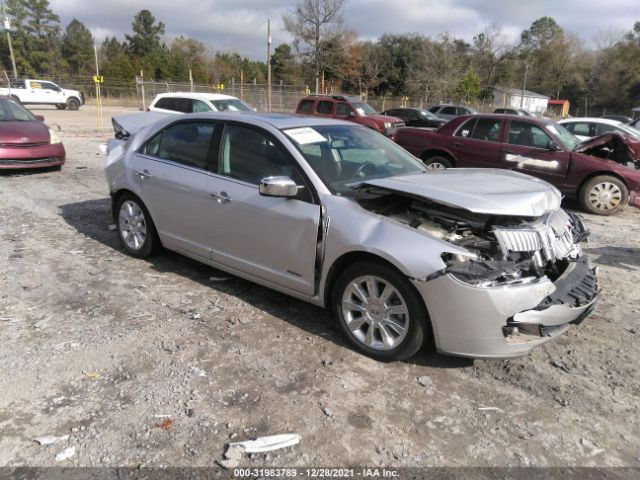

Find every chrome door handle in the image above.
[210,192,232,203]
[134,169,152,179]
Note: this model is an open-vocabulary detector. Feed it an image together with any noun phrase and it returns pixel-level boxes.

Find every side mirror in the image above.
[547,140,562,151]
[35,115,45,122]
[259,176,299,198]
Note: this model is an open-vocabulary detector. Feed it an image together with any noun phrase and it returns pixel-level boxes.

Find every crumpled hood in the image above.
[574,132,640,161]
[361,169,562,217]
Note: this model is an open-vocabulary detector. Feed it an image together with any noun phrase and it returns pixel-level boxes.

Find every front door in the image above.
[209,124,321,295]
[500,119,570,185]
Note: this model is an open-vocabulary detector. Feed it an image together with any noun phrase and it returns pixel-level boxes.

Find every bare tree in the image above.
[283,0,346,93]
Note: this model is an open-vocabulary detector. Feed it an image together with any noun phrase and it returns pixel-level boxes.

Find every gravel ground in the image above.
[0,106,639,469]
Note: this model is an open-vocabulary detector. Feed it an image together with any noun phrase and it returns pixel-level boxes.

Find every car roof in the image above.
[153,111,355,130]
[153,91,240,101]
[559,117,622,125]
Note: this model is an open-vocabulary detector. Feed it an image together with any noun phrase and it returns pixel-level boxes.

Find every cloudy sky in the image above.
[50,0,638,60]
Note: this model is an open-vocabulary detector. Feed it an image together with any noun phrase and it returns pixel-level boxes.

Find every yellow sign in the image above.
[93,75,104,83]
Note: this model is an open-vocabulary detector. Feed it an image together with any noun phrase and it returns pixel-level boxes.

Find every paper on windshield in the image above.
[285,127,327,145]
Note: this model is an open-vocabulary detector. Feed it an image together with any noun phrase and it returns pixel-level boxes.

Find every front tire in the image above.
[333,260,429,361]
[116,194,161,258]
[579,175,628,215]
[66,97,81,111]
[423,155,452,169]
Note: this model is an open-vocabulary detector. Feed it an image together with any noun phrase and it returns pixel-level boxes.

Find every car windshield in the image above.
[350,102,377,116]
[416,110,436,119]
[0,99,36,122]
[211,99,253,112]
[284,124,426,195]
[546,122,581,151]
[617,123,640,139]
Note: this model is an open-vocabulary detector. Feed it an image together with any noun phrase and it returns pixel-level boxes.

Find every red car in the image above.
[0,96,65,170]
[394,114,640,215]
[295,95,404,137]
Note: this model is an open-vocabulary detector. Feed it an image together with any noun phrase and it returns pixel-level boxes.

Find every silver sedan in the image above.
[105,112,599,361]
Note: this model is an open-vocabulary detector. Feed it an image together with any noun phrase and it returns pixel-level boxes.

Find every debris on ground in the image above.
[230,433,301,453]
[55,446,76,462]
[218,444,243,469]
[158,419,175,430]
[417,375,433,387]
[34,435,69,445]
[478,406,504,413]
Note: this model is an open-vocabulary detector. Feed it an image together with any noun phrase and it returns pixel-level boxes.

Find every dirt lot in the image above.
[1,106,639,470]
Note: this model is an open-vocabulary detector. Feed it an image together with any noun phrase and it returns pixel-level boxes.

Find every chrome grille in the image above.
[493,209,578,262]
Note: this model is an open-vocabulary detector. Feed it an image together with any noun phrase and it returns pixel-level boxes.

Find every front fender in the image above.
[317,195,469,303]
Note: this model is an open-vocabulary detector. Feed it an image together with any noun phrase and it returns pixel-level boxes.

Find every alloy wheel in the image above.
[341,275,410,350]
[118,200,147,250]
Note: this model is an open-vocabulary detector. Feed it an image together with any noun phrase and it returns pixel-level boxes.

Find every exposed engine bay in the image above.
[575,132,640,169]
[357,187,590,289]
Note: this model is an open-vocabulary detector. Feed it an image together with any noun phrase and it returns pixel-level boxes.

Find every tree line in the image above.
[1,0,639,114]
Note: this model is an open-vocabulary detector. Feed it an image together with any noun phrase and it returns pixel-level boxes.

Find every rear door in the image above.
[131,120,219,259]
[447,117,503,167]
[500,119,571,185]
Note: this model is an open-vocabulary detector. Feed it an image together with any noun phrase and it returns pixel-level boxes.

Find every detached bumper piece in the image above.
[505,257,599,343]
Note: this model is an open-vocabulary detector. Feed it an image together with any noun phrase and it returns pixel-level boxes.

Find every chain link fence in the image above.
[0,72,519,114]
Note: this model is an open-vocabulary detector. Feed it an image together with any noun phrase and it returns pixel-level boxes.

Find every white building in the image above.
[493,87,549,114]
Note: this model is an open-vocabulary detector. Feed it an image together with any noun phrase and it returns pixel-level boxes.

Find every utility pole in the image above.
[94,43,103,130]
[1,0,17,80]
[267,19,272,112]
[520,62,528,109]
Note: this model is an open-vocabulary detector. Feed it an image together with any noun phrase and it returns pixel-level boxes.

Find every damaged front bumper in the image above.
[414,257,599,359]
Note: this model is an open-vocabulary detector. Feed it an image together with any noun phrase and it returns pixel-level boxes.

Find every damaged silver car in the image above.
[105,113,599,360]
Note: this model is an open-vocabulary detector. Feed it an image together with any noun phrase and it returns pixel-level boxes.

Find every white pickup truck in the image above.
[0,79,85,110]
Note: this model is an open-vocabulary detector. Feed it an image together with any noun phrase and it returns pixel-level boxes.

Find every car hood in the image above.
[361,169,562,217]
[0,120,49,144]
[574,132,640,161]
[368,114,403,124]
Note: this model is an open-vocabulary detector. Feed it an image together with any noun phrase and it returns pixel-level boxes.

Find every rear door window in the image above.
[316,101,334,115]
[441,106,457,115]
[297,100,314,113]
[469,118,502,142]
[144,122,217,170]
[455,118,477,138]
[192,99,212,113]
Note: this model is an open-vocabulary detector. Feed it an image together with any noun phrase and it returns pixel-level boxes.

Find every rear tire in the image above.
[423,155,452,169]
[579,175,628,215]
[115,193,162,258]
[333,260,429,361]
[66,98,81,111]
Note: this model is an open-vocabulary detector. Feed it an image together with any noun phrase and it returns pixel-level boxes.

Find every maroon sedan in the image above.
[0,96,65,170]
[394,114,640,215]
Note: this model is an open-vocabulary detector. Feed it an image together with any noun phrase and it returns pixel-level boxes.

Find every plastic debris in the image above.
[107,224,117,231]
[417,375,433,387]
[230,433,301,453]
[478,406,503,413]
[34,435,69,445]
[86,371,101,380]
[158,418,175,430]
[55,446,76,462]
[218,444,243,469]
